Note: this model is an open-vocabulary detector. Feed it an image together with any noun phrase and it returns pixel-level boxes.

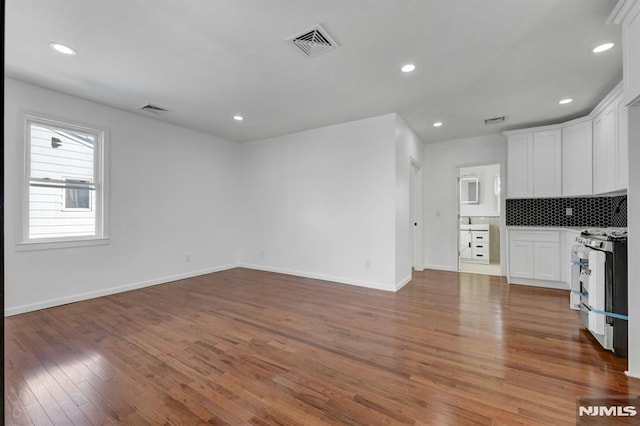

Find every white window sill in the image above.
[15,237,110,252]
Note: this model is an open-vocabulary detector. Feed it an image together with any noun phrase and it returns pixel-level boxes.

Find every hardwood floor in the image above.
[5,268,640,425]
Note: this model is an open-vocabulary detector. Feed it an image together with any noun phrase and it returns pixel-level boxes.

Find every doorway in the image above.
[457,163,501,276]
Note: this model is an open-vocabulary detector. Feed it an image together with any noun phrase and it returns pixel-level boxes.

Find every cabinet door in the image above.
[616,97,629,190]
[533,241,560,281]
[593,113,606,194]
[623,0,640,106]
[507,133,533,198]
[509,240,534,278]
[459,231,472,259]
[532,130,562,197]
[562,121,593,196]
[603,103,618,193]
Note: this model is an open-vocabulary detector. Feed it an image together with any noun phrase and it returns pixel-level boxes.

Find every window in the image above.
[20,114,108,247]
[63,178,92,210]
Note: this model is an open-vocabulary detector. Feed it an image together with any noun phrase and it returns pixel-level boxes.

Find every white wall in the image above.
[422,134,507,272]
[238,114,398,291]
[627,105,640,378]
[395,115,424,287]
[4,78,241,315]
[459,164,501,217]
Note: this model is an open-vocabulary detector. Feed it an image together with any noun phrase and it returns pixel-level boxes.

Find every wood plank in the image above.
[5,268,640,424]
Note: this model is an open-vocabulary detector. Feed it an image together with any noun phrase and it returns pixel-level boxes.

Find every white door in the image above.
[410,161,423,271]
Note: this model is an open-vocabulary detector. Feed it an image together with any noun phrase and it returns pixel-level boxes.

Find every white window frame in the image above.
[17,112,110,251]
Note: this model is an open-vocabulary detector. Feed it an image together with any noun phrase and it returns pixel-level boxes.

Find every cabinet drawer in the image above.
[471,251,489,260]
[509,230,559,242]
[471,231,489,242]
[472,242,489,259]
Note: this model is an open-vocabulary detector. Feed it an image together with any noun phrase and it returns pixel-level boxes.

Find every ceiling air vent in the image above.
[484,116,506,125]
[140,104,168,114]
[287,24,337,57]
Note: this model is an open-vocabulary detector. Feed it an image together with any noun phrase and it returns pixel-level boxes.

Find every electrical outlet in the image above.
[365,259,371,269]
[260,250,265,258]
[185,253,191,262]
[566,207,573,216]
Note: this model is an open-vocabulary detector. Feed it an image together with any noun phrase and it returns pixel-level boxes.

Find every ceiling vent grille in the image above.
[484,116,506,125]
[287,24,337,57]
[140,104,168,114]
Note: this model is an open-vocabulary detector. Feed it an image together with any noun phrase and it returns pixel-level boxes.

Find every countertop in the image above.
[506,226,584,233]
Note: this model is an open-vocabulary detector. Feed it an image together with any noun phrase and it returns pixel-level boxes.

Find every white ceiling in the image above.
[5,0,622,143]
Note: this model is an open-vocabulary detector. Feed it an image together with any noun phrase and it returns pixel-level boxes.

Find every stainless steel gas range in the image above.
[571,228,628,357]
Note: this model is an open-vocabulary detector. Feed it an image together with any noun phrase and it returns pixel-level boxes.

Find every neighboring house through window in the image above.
[20,114,108,247]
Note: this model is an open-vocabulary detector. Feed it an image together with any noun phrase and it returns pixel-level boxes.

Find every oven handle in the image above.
[579,303,629,321]
[591,308,628,321]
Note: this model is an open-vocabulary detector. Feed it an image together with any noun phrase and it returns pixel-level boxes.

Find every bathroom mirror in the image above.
[460,177,479,204]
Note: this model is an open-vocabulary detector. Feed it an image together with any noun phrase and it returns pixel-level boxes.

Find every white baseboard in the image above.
[239,263,396,292]
[508,277,570,291]
[625,370,640,379]
[4,264,240,316]
[423,264,458,272]
[396,275,412,291]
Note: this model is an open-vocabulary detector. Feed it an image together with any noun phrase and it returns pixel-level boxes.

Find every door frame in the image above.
[455,161,505,275]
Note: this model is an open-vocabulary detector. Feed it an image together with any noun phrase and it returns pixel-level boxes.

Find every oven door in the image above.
[578,247,613,350]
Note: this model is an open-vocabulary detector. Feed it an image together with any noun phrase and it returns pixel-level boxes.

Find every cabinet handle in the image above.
[476,245,483,248]
[476,254,484,257]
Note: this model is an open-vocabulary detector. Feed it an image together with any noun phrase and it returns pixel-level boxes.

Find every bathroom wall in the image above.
[459,164,501,217]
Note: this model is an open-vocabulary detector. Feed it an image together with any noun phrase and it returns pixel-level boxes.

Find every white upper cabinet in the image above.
[610,0,640,105]
[507,129,560,198]
[616,96,629,190]
[562,120,593,196]
[626,2,640,105]
[507,133,533,198]
[506,83,627,199]
[532,130,562,197]
[592,90,628,194]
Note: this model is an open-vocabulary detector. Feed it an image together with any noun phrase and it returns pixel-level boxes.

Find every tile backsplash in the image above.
[506,195,627,227]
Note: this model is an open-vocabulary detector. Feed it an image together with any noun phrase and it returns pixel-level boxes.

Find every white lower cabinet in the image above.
[533,241,560,281]
[508,241,534,278]
[508,230,563,288]
[459,226,490,264]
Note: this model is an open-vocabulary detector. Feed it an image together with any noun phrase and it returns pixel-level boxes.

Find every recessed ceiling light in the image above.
[401,64,416,73]
[49,42,76,55]
[559,98,573,105]
[433,122,443,127]
[233,115,244,121]
[592,43,614,53]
